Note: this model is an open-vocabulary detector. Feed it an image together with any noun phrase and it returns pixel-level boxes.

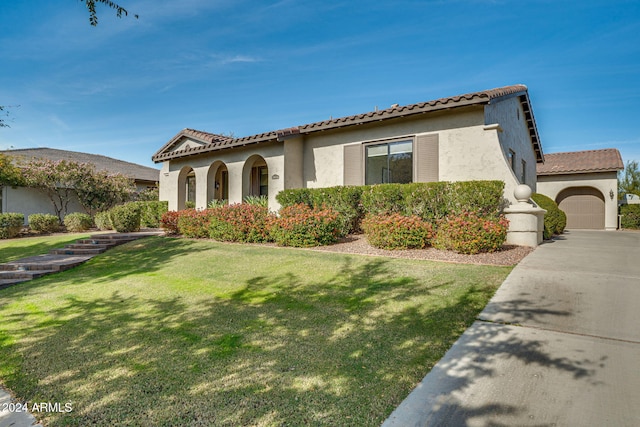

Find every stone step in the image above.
[49,247,106,255]
[0,269,57,280]
[64,243,111,250]
[76,239,119,246]
[0,278,31,288]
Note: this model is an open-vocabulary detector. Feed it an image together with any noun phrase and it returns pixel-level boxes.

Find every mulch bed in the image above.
[306,234,534,266]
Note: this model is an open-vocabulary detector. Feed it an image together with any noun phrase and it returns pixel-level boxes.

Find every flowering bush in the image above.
[0,213,24,239]
[361,213,433,250]
[208,204,273,243]
[177,209,212,238]
[433,212,509,254]
[64,212,94,232]
[270,204,342,247]
[160,211,181,235]
[28,213,60,233]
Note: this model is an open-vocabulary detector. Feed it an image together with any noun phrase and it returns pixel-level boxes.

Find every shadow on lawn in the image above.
[0,250,606,426]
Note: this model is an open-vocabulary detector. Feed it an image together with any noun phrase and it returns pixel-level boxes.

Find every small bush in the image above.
[433,212,509,254]
[360,184,405,217]
[160,211,181,235]
[64,212,94,232]
[270,204,341,247]
[94,211,113,230]
[243,195,268,208]
[177,209,212,238]
[134,201,168,228]
[0,213,24,239]
[361,213,433,250]
[185,201,196,209]
[531,193,566,239]
[620,204,640,229]
[108,204,141,233]
[208,199,228,209]
[208,204,274,243]
[28,213,60,233]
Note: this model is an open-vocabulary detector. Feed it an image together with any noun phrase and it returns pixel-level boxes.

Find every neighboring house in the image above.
[620,194,640,205]
[537,149,624,230]
[0,148,160,221]
[153,84,543,212]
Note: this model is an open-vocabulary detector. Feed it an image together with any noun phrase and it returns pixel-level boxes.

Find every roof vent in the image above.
[391,103,399,108]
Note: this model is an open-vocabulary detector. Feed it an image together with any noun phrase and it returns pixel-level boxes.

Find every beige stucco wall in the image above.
[484,96,538,190]
[159,141,286,211]
[1,186,85,224]
[537,172,619,230]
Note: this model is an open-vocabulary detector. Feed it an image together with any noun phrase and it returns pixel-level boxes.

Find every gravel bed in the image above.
[307,234,534,266]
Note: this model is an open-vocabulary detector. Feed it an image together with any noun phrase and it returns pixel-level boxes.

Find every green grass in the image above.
[0,236,512,426]
[0,233,91,263]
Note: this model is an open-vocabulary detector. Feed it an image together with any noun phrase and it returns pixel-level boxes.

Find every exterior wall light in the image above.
[610,189,615,200]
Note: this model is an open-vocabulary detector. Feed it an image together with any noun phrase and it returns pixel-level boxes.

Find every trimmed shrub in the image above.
[64,212,94,232]
[135,200,168,228]
[402,182,451,221]
[0,213,24,239]
[160,211,181,235]
[209,204,274,243]
[270,204,342,247]
[108,204,141,233]
[433,212,509,254]
[360,184,405,217]
[275,188,314,209]
[449,181,505,217]
[531,193,566,239]
[94,211,113,230]
[361,213,433,250]
[620,204,640,229]
[28,213,60,233]
[177,209,212,238]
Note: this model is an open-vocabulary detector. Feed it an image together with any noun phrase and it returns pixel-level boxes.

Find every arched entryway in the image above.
[243,155,268,199]
[177,166,196,210]
[207,161,229,205]
[556,187,605,229]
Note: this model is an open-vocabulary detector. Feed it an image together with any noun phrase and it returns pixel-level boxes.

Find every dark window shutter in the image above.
[343,144,363,185]
[415,134,439,182]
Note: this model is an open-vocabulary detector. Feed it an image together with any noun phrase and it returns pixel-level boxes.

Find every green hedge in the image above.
[94,211,113,230]
[620,204,640,229]
[134,200,168,228]
[276,181,505,233]
[64,212,94,232]
[109,204,141,233]
[531,193,566,239]
[0,213,24,239]
[28,213,60,233]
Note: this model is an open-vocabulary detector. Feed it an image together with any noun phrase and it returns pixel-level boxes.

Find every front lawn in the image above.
[0,237,511,426]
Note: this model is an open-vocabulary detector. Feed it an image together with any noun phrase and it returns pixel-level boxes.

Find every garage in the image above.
[556,187,605,229]
[536,149,624,231]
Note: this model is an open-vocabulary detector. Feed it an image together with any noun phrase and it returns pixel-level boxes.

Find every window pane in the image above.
[389,140,412,155]
[366,144,387,185]
[389,152,412,183]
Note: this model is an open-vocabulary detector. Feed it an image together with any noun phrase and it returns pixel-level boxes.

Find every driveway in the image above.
[383,230,640,426]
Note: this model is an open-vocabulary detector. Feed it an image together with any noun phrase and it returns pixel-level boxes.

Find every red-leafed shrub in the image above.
[361,213,433,250]
[208,204,274,243]
[177,209,213,238]
[160,211,182,235]
[433,212,509,254]
[270,204,342,247]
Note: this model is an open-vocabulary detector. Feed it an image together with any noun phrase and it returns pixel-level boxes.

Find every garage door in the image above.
[557,187,605,229]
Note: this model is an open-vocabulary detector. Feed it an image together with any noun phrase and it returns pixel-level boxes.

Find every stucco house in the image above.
[153,84,543,213]
[0,148,160,221]
[537,148,624,230]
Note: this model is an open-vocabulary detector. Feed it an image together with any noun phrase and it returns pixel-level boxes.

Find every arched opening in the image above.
[177,166,196,210]
[243,155,268,200]
[556,187,605,229]
[207,161,229,205]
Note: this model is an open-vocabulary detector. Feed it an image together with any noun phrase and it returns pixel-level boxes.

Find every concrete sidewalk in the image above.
[384,230,640,426]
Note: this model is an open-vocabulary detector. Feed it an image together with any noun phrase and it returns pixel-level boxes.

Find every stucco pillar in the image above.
[194,166,210,210]
[504,185,546,247]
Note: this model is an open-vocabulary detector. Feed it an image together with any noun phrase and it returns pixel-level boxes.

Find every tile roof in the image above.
[536,148,624,175]
[152,84,541,162]
[2,148,160,182]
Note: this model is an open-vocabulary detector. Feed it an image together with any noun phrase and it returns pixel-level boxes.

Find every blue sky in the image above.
[1,0,639,169]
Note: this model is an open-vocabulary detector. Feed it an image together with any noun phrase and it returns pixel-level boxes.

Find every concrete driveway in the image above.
[384,230,640,426]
